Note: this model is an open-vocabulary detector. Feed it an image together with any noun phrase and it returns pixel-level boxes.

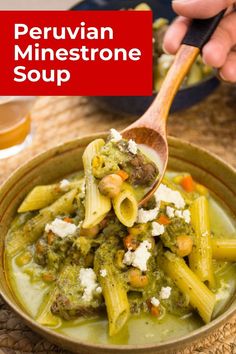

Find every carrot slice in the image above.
[123,234,139,250]
[157,214,170,225]
[63,217,73,223]
[180,175,196,193]
[116,170,129,181]
[151,306,160,317]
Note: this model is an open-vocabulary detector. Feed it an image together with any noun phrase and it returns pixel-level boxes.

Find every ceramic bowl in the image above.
[0,135,236,354]
[72,0,220,115]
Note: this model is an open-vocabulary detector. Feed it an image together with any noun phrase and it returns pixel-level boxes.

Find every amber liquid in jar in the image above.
[0,97,33,157]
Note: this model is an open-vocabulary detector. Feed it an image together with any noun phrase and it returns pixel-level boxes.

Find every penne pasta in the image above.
[94,237,130,336]
[82,139,111,229]
[189,196,215,288]
[36,284,61,327]
[112,183,138,228]
[98,266,130,336]
[18,184,63,213]
[36,264,72,326]
[18,179,85,213]
[161,251,216,324]
[6,189,78,257]
[212,238,236,262]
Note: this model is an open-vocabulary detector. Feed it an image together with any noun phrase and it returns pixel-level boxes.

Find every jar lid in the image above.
[0,115,31,150]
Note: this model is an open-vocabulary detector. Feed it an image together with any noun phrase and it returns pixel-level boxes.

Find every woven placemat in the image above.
[0,85,236,353]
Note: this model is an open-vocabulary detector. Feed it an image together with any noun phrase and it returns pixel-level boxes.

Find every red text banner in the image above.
[0,10,153,96]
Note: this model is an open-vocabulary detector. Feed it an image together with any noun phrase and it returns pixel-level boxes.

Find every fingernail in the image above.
[162,44,171,55]
[219,71,227,82]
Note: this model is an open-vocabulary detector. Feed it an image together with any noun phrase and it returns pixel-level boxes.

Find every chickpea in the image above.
[80,225,100,238]
[128,268,148,288]
[176,235,193,257]
[98,174,123,198]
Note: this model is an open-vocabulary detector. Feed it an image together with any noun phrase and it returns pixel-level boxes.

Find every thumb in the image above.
[172,0,235,19]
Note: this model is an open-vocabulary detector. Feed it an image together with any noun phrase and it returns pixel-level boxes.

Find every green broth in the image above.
[56,313,202,345]
[6,185,236,345]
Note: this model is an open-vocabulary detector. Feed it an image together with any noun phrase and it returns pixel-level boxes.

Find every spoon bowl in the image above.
[123,126,168,205]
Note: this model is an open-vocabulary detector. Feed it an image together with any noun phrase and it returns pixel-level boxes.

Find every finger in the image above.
[172,0,236,19]
[219,51,236,82]
[163,16,191,54]
[202,11,236,67]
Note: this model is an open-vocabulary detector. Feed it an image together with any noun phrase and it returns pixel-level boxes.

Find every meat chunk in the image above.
[125,154,158,186]
[50,264,104,320]
[51,293,104,320]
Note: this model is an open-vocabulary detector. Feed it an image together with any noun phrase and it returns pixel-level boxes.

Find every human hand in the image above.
[163,0,236,82]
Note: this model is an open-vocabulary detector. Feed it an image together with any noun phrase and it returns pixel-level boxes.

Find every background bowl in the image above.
[0,135,236,354]
[71,0,219,115]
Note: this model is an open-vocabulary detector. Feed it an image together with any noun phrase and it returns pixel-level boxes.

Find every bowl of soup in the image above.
[0,133,236,354]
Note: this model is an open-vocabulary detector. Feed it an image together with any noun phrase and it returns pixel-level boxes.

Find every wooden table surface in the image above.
[0,84,236,353]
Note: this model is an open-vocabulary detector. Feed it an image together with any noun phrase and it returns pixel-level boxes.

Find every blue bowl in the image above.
[72,0,219,115]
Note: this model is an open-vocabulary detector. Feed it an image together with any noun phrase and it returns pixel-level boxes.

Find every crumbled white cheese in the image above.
[123,249,133,266]
[166,206,175,218]
[79,268,101,302]
[159,286,172,300]
[175,210,182,218]
[151,221,165,236]
[182,209,191,223]
[155,184,185,209]
[110,128,122,142]
[173,209,191,224]
[150,297,160,307]
[137,202,160,223]
[59,179,70,191]
[96,286,102,294]
[123,240,152,272]
[132,240,152,271]
[166,205,191,224]
[128,139,138,155]
[45,218,77,238]
[100,269,107,278]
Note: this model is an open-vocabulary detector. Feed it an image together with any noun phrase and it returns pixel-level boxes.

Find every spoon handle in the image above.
[134,11,226,134]
[182,10,225,49]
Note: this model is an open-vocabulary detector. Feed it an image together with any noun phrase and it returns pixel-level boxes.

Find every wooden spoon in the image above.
[122,11,225,205]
